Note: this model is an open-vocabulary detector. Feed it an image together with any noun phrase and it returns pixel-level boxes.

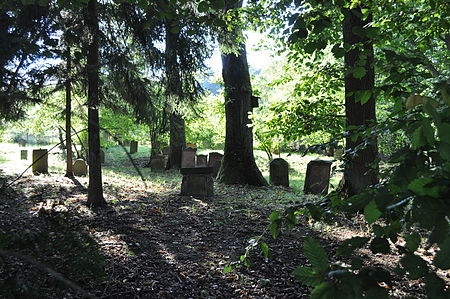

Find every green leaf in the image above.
[269,211,279,222]
[364,200,382,225]
[331,45,345,58]
[311,282,334,299]
[434,236,450,270]
[401,253,428,279]
[438,142,450,160]
[438,123,450,144]
[355,90,372,104]
[209,0,224,9]
[408,178,439,198]
[352,67,367,79]
[425,273,448,299]
[260,242,270,259]
[351,258,363,270]
[412,126,426,149]
[292,266,323,286]
[223,264,235,273]
[304,237,329,272]
[405,233,421,252]
[369,237,390,254]
[336,237,370,256]
[21,0,35,4]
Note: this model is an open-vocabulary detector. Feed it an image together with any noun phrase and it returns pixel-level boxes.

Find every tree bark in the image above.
[217,1,267,186]
[342,7,378,196]
[65,47,73,177]
[165,20,186,169]
[86,0,106,207]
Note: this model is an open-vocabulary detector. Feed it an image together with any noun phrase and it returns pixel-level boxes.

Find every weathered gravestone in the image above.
[196,154,207,167]
[181,148,196,168]
[304,160,333,195]
[32,149,48,175]
[334,147,344,160]
[73,159,88,177]
[130,141,138,154]
[270,158,289,187]
[100,149,105,164]
[19,139,27,147]
[162,146,170,156]
[208,152,223,178]
[180,167,214,198]
[150,155,166,172]
[20,150,28,160]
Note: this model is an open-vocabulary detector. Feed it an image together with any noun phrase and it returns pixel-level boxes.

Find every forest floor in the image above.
[0,144,446,298]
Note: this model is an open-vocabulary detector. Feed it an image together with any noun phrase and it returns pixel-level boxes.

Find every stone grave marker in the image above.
[130,141,138,154]
[196,154,207,167]
[334,147,344,160]
[162,146,170,156]
[304,160,333,195]
[180,167,214,198]
[20,150,28,160]
[19,139,27,147]
[32,149,48,175]
[181,148,196,168]
[150,155,166,172]
[73,159,88,177]
[100,149,105,164]
[208,152,223,178]
[270,158,289,187]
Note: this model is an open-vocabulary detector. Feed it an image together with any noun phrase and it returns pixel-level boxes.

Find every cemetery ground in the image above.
[0,143,445,298]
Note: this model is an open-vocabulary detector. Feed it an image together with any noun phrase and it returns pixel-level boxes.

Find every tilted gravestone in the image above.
[32,149,48,175]
[20,150,28,160]
[304,160,333,195]
[73,159,88,177]
[150,155,166,172]
[270,158,289,187]
[208,152,223,178]
[181,148,196,168]
[130,141,138,154]
[196,154,207,167]
[180,167,214,198]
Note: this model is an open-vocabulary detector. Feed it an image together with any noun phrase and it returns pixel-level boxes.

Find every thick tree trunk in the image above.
[218,46,267,186]
[165,20,186,169]
[86,0,106,207]
[65,47,73,177]
[342,7,378,196]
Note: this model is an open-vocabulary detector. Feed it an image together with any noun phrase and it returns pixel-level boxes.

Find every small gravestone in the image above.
[20,150,28,160]
[270,158,289,187]
[180,167,214,197]
[162,146,170,156]
[181,148,196,168]
[304,160,333,195]
[196,154,207,167]
[19,139,27,147]
[334,147,344,160]
[123,140,131,146]
[150,155,166,172]
[73,159,88,177]
[208,152,223,178]
[100,149,105,164]
[32,149,48,175]
[130,141,138,154]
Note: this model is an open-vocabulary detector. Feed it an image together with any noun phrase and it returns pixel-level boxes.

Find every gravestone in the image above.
[304,160,333,195]
[196,154,207,167]
[180,167,214,197]
[208,152,223,178]
[123,140,131,146]
[19,139,27,147]
[150,155,166,172]
[100,149,105,164]
[32,149,48,175]
[162,146,170,156]
[326,145,334,157]
[73,159,88,177]
[130,141,138,154]
[20,150,28,160]
[270,158,289,187]
[181,148,196,168]
[334,147,344,160]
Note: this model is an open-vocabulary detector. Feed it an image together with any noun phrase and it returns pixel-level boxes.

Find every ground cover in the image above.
[0,143,441,298]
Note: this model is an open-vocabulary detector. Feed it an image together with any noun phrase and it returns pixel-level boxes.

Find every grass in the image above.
[0,142,343,194]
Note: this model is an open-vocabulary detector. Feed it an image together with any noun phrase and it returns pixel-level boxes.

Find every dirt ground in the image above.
[0,152,446,298]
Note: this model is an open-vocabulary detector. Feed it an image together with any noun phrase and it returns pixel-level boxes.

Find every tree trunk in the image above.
[217,1,267,186]
[65,47,73,177]
[86,0,106,207]
[341,7,378,196]
[165,20,186,169]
